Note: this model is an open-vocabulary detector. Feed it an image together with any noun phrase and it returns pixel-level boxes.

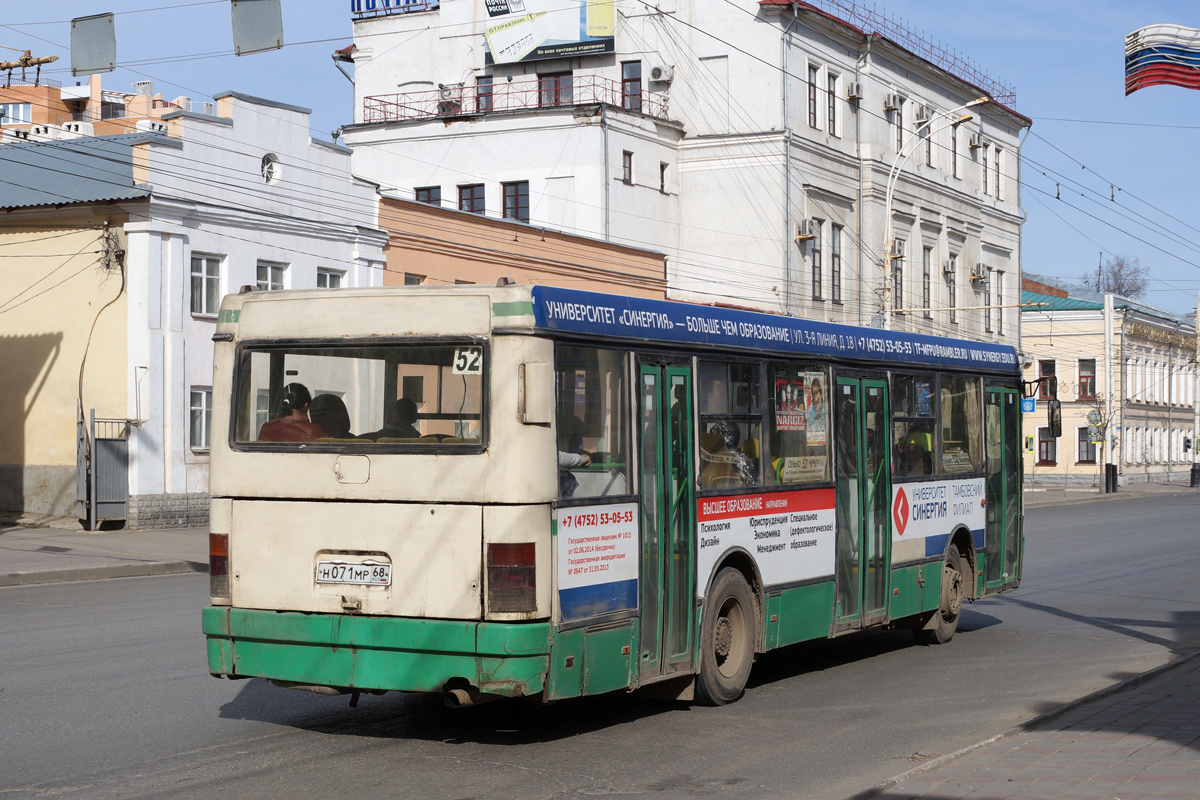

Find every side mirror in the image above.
[1047,399,1062,438]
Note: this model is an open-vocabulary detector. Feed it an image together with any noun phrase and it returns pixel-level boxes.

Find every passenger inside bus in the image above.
[361,397,421,441]
[309,393,352,439]
[258,383,326,442]
[897,425,933,476]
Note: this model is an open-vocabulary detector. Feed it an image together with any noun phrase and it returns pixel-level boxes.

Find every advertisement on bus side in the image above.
[890,477,986,557]
[555,502,639,622]
[696,488,836,597]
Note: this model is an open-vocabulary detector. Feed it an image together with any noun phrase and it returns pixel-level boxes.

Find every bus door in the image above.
[637,361,696,680]
[984,387,1022,592]
[833,376,891,631]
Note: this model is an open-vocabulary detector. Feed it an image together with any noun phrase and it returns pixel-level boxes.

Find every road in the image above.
[2,493,1198,799]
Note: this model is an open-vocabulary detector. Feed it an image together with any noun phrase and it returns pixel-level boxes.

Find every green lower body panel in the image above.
[888,563,941,621]
[775,581,836,647]
[203,607,551,698]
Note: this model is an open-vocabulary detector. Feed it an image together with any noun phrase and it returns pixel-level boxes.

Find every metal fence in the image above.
[363,76,670,124]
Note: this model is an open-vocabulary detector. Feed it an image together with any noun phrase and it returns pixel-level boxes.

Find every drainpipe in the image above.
[856,37,872,327]
[601,104,611,241]
[782,8,800,315]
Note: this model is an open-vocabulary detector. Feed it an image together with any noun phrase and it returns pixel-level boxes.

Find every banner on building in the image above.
[485,0,616,64]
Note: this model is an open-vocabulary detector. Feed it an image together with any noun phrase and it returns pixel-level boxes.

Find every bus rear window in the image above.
[233,343,485,448]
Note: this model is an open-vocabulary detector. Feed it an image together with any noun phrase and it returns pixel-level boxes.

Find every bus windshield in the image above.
[233,342,485,448]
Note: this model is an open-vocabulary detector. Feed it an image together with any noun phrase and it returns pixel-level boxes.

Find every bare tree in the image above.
[1081,254,1149,299]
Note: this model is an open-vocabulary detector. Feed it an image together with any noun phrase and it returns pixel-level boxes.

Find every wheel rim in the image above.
[941,561,963,622]
[715,596,747,679]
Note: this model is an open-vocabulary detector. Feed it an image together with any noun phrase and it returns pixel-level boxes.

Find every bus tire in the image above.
[696,568,756,705]
[916,547,964,645]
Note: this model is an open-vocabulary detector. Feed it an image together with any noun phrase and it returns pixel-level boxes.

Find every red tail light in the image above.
[210,533,230,603]
[487,543,535,613]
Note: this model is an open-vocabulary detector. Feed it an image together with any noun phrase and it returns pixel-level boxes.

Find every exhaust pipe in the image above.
[444,686,501,708]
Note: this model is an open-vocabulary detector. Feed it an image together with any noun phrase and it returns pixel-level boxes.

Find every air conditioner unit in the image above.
[649,64,674,83]
[968,133,982,149]
[845,82,864,101]
[437,83,463,115]
[941,260,956,275]
[883,92,901,111]
[914,105,932,124]
[795,219,820,240]
[970,263,990,282]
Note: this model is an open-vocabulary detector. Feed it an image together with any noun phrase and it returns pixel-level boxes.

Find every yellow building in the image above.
[1020,276,1198,487]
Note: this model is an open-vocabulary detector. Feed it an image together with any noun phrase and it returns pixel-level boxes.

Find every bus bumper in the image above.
[202,607,551,698]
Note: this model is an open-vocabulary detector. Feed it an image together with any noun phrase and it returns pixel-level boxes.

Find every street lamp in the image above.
[882,96,990,330]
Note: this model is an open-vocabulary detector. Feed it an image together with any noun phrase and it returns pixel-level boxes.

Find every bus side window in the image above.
[766,362,829,485]
[554,345,630,498]
[892,374,936,478]
[698,360,763,489]
[940,375,984,474]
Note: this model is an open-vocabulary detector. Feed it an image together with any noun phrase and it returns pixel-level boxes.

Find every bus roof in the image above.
[527,286,1020,375]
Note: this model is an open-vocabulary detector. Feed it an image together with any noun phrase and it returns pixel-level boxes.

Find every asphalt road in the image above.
[2,493,1198,799]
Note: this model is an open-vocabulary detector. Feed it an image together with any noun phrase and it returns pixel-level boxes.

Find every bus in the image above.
[202,283,1025,706]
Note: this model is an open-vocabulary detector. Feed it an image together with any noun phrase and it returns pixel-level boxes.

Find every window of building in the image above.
[190,387,212,452]
[921,246,932,318]
[810,220,823,300]
[699,361,764,489]
[940,375,983,474]
[0,102,32,124]
[1075,428,1096,464]
[892,239,905,314]
[995,271,1004,334]
[539,72,573,107]
[892,374,937,478]
[995,148,1002,200]
[317,268,343,289]
[256,261,286,291]
[894,98,903,151]
[807,65,819,128]
[983,273,992,333]
[415,186,441,205]
[982,144,989,194]
[1078,359,1096,399]
[950,123,959,178]
[946,254,957,323]
[502,180,529,222]
[622,61,642,112]
[404,273,424,286]
[827,73,838,135]
[476,75,494,112]
[1038,359,1056,400]
[622,150,633,183]
[100,100,125,120]
[458,183,485,214]
[190,254,221,316]
[556,345,630,500]
[924,122,933,167]
[659,162,668,193]
[830,224,842,302]
[1038,427,1056,465]
[768,362,830,485]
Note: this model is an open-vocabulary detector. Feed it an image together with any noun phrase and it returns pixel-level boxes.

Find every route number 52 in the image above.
[452,347,483,375]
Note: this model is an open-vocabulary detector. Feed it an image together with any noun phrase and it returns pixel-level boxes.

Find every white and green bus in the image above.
[203,283,1025,705]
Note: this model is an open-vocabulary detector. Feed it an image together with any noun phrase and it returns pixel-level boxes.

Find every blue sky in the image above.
[3,1,1198,315]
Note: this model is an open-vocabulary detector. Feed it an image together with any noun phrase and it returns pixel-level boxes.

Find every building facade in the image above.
[0,93,386,524]
[2,74,191,142]
[1020,277,1198,487]
[341,0,1028,344]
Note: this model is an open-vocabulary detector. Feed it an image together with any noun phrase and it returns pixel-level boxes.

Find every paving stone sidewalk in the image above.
[871,655,1200,800]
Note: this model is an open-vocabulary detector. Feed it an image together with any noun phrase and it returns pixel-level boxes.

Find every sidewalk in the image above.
[0,522,208,587]
[1022,478,1196,509]
[864,653,1200,800]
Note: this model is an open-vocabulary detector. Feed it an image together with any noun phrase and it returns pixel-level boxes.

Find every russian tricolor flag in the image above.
[1126,24,1200,94]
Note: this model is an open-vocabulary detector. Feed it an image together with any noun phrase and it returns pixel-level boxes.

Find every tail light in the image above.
[487,543,536,613]
[210,533,230,603]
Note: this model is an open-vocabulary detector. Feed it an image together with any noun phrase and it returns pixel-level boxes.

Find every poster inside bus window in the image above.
[916,379,934,417]
[769,364,829,484]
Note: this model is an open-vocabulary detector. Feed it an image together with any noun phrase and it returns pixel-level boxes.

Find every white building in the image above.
[341,0,1029,344]
[0,92,386,525]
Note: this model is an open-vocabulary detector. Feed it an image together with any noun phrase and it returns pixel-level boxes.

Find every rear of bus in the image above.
[202,285,558,704]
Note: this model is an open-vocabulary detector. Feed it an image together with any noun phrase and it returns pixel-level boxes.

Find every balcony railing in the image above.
[363,75,670,124]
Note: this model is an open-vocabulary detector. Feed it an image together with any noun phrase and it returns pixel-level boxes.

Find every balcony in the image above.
[362,75,670,124]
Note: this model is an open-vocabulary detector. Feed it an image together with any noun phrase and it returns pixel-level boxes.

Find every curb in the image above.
[843,648,1200,800]
[0,560,208,588]
[1023,487,1197,510]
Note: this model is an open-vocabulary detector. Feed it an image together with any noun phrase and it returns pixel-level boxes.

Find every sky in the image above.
[3,1,1199,316]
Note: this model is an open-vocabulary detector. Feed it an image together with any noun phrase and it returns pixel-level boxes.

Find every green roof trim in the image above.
[1022,290,1104,312]
[492,301,534,317]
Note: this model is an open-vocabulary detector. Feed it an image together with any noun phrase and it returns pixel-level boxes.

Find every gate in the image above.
[77,406,129,530]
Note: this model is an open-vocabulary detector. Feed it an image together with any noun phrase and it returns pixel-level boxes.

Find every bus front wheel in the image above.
[696,568,756,705]
[916,548,964,645]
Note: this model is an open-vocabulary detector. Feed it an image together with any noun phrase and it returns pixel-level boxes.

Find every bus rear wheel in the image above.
[696,568,756,705]
[916,548,964,645]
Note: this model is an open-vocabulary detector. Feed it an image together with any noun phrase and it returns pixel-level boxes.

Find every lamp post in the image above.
[882,96,990,330]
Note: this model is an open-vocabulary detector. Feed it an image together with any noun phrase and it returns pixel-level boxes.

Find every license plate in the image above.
[315,560,392,586]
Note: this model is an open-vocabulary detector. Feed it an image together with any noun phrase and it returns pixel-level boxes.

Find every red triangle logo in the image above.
[892,487,909,536]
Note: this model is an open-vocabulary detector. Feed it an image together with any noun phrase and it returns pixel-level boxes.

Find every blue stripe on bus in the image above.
[531,286,1020,375]
[559,579,638,622]
[924,528,986,558]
